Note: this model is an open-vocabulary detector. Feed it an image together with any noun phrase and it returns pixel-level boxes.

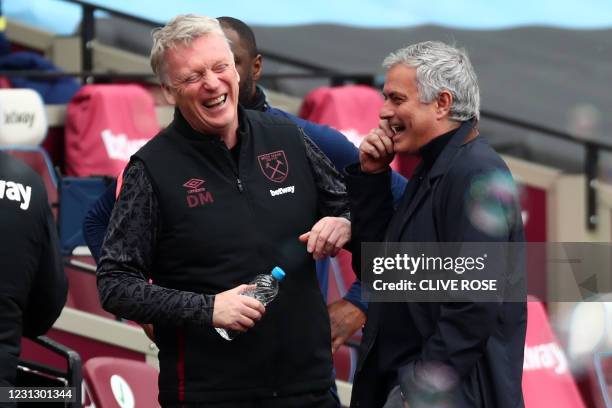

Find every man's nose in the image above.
[201,73,221,90]
[379,103,394,120]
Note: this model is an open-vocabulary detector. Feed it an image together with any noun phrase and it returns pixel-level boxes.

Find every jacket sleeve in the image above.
[345,164,395,280]
[302,132,350,219]
[96,160,215,328]
[390,171,408,209]
[83,180,116,264]
[22,189,67,338]
[343,280,367,312]
[301,119,359,172]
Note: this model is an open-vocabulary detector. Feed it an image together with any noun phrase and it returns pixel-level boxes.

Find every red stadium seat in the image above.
[0,76,11,88]
[334,344,358,383]
[299,85,383,144]
[83,357,160,408]
[522,299,586,408]
[64,84,159,177]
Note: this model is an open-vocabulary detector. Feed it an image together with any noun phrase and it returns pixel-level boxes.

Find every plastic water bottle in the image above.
[216,266,286,341]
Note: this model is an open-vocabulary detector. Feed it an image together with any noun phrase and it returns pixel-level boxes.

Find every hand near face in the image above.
[359,120,395,174]
[212,284,266,331]
[299,217,351,260]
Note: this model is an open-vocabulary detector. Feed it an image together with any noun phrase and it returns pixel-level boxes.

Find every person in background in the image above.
[0,151,67,402]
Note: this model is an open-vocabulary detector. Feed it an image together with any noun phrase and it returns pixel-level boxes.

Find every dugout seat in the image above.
[64,84,159,177]
[522,299,586,407]
[83,356,160,408]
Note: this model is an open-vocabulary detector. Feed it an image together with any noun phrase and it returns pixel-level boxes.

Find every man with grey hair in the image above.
[97,14,347,407]
[345,41,526,407]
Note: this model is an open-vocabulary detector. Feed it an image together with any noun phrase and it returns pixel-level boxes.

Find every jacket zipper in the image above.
[215,139,244,193]
[218,139,269,283]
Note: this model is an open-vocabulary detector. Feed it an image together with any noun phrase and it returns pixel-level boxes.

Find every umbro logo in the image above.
[183,178,214,208]
[183,178,204,189]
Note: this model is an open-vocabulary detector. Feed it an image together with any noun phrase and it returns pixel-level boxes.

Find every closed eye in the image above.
[213,63,229,73]
[183,72,203,84]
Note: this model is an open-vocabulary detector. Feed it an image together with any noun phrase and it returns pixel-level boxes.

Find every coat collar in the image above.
[389,119,479,237]
[428,119,479,180]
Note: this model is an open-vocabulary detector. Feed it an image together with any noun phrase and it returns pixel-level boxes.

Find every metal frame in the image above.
[20,336,82,407]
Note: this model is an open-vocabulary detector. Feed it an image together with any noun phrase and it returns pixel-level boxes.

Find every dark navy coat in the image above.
[347,120,526,408]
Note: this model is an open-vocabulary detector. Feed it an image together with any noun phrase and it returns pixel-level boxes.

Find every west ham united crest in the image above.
[257,150,289,183]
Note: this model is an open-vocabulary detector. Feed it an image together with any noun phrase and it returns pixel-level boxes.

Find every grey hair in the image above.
[383,41,480,121]
[150,14,230,84]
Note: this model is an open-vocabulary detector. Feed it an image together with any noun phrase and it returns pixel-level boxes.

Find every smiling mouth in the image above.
[391,125,405,135]
[204,94,227,108]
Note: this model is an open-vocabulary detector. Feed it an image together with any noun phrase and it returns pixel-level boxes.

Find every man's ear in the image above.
[252,54,263,82]
[161,83,176,105]
[436,90,453,119]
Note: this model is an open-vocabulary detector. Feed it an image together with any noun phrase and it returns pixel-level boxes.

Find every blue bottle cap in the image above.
[271,266,286,281]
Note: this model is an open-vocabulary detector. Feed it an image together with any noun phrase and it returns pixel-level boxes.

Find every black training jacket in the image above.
[132,108,333,404]
[0,152,66,389]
